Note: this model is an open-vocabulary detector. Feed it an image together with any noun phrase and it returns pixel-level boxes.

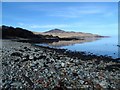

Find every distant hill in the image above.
[38,28,103,39]
[45,28,66,33]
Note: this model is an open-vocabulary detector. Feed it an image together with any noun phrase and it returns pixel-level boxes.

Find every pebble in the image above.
[61,63,65,67]
[1,40,120,89]
[29,55,34,60]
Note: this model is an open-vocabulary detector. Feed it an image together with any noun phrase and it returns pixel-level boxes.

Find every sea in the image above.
[36,35,119,59]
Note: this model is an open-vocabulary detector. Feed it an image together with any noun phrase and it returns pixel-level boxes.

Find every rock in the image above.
[3,83,11,90]
[2,62,8,66]
[11,82,22,87]
[79,80,84,84]
[53,86,66,90]
[37,78,44,84]
[38,55,46,59]
[19,49,24,52]
[56,56,61,60]
[95,84,103,90]
[43,62,48,67]
[61,63,65,67]
[14,58,20,62]
[72,70,78,77]
[22,74,34,87]
[11,52,22,57]
[99,81,107,88]
[29,55,34,60]
[66,61,70,65]
[44,69,48,73]
[24,47,31,51]
[33,69,38,72]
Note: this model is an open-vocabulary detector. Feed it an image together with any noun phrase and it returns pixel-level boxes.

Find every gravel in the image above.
[1,40,120,90]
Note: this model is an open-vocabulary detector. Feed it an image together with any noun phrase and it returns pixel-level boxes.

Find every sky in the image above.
[2,2,118,36]
[2,0,120,2]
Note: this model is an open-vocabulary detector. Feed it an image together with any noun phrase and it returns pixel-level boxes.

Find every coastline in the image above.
[33,44,119,62]
[1,39,120,89]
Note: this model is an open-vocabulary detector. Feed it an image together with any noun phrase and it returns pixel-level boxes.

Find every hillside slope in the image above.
[1,25,57,39]
[35,28,102,39]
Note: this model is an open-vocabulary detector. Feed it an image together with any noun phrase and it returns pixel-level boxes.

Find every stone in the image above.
[38,55,46,59]
[22,74,34,87]
[11,82,22,87]
[11,52,22,57]
[29,55,34,60]
[34,69,38,72]
[61,63,65,67]
[72,71,78,77]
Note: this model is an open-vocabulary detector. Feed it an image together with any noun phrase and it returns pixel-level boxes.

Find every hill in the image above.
[1,25,58,39]
[1,25,105,43]
[37,28,103,39]
[2,25,40,39]
[45,28,66,33]
[1,25,79,43]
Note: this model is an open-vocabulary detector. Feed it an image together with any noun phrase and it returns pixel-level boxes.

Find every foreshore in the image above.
[1,39,120,90]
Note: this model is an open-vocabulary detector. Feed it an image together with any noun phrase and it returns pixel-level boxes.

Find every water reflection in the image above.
[38,37,100,47]
[36,36,118,58]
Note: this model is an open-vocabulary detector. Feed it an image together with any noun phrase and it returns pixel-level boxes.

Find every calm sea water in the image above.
[37,35,119,58]
[61,36,119,58]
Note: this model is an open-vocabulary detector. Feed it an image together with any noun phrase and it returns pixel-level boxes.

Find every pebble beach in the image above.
[1,40,120,90]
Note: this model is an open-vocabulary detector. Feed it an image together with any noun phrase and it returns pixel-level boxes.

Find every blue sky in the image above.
[2,2,118,36]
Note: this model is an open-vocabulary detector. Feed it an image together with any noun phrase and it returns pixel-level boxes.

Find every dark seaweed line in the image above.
[33,44,120,63]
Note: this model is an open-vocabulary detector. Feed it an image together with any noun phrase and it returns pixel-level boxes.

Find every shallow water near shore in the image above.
[37,36,119,59]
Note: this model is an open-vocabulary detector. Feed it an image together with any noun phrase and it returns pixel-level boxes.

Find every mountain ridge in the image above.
[38,28,104,39]
[44,28,84,34]
[45,28,66,33]
[44,28,101,36]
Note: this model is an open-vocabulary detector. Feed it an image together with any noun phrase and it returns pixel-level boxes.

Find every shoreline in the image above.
[1,39,120,89]
[13,38,119,61]
[33,44,119,62]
